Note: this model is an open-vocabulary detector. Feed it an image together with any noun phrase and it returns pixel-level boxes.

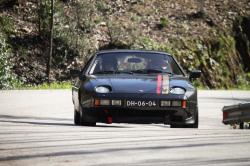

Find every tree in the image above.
[36,0,54,83]
[46,0,54,83]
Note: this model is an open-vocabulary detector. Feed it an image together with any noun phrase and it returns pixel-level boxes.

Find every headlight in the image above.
[95,86,111,93]
[170,87,186,95]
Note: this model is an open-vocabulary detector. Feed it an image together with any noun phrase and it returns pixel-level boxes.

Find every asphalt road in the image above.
[0,90,250,166]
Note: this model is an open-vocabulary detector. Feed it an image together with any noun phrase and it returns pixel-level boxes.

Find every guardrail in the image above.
[222,103,250,129]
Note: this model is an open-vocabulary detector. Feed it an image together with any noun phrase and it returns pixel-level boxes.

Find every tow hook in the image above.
[107,116,112,124]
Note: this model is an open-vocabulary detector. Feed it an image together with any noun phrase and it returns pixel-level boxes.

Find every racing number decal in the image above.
[156,75,162,94]
[156,74,169,94]
[162,75,169,94]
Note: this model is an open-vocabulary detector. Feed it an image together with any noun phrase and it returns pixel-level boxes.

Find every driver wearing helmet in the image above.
[148,56,168,71]
[102,56,118,71]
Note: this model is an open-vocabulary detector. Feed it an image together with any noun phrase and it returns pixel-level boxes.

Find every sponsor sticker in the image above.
[156,74,170,94]
[156,75,162,94]
[162,75,170,94]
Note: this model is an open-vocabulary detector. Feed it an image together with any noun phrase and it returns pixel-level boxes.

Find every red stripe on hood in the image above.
[156,75,162,94]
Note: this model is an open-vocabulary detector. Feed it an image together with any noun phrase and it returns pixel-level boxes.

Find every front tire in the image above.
[170,111,199,128]
[188,111,199,128]
[170,124,183,128]
[79,107,96,126]
[74,109,81,125]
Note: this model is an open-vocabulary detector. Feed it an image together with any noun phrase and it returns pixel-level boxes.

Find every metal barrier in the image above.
[222,103,250,129]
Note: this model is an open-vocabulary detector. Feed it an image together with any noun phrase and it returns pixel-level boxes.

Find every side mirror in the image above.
[70,69,86,80]
[70,69,81,77]
[189,70,201,79]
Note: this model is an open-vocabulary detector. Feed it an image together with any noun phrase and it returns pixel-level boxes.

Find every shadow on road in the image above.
[1,141,250,162]
[0,115,131,128]
[0,115,72,121]
[0,115,74,127]
[111,157,250,166]
[0,119,74,127]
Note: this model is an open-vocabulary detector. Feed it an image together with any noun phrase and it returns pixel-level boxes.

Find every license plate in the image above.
[126,100,157,107]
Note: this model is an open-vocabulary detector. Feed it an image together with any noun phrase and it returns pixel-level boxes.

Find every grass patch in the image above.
[234,84,250,90]
[16,81,72,90]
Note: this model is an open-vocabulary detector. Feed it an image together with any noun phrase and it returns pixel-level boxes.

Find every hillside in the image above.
[0,0,250,89]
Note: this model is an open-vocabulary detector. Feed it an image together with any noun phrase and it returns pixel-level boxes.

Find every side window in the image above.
[82,56,94,74]
[170,57,184,75]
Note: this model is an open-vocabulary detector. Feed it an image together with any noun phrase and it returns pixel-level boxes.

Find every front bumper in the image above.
[80,93,197,124]
[83,106,195,124]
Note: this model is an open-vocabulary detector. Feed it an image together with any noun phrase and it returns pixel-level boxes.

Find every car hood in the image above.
[86,74,194,94]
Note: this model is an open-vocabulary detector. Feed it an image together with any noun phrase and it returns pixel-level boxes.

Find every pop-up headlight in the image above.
[170,87,186,95]
[95,86,111,93]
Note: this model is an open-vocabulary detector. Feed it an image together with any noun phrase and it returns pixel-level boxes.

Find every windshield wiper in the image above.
[131,69,173,75]
[94,69,172,75]
[93,70,133,75]
[93,70,116,74]
[115,71,133,74]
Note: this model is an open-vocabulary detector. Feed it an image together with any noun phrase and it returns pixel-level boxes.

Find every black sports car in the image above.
[71,50,201,128]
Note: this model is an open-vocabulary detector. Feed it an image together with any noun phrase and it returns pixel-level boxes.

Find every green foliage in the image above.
[131,14,141,23]
[53,0,98,61]
[0,15,14,35]
[38,0,54,37]
[96,0,109,14]
[206,34,248,88]
[0,33,22,89]
[246,72,250,81]
[135,36,172,53]
[159,17,169,28]
[20,81,71,89]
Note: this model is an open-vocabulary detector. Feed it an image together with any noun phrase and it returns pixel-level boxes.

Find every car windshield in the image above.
[89,52,184,75]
